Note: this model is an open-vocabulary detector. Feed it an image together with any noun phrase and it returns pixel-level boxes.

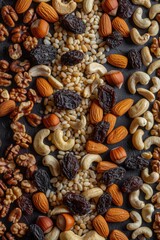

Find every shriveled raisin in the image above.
[118,0,135,18]
[17,195,33,215]
[29,224,44,240]
[128,49,142,69]
[34,169,51,193]
[92,121,110,143]
[125,156,149,170]
[61,14,86,34]
[61,50,84,66]
[97,192,112,215]
[106,31,123,48]
[102,167,126,186]
[61,153,79,180]
[98,84,116,113]
[121,176,143,193]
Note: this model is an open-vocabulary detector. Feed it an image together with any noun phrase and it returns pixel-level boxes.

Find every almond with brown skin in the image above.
[105,208,129,222]
[32,192,49,213]
[90,100,103,124]
[36,2,59,23]
[36,77,53,97]
[86,140,108,154]
[107,126,128,144]
[103,113,117,135]
[112,17,130,37]
[15,0,32,14]
[109,230,129,240]
[107,184,123,206]
[92,215,109,237]
[107,54,128,69]
[96,161,118,173]
[99,13,112,37]
[111,98,134,116]
[0,100,16,117]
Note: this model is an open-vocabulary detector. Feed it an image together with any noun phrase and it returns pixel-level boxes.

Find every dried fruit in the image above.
[86,140,108,154]
[61,153,79,180]
[34,169,51,193]
[102,167,126,186]
[32,192,49,213]
[31,19,49,38]
[90,100,103,124]
[111,98,134,116]
[17,195,33,215]
[106,31,123,48]
[125,156,149,170]
[97,192,112,215]
[107,54,128,68]
[61,50,84,66]
[61,14,86,34]
[99,13,112,37]
[105,208,129,222]
[29,224,44,240]
[36,2,59,23]
[98,84,116,113]
[112,17,129,37]
[128,49,142,69]
[107,126,128,144]
[36,78,53,97]
[121,176,143,193]
[118,0,135,18]
[107,184,123,206]
[92,121,110,143]
[92,215,109,238]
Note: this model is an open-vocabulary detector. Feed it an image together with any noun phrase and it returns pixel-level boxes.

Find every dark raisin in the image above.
[102,167,126,186]
[63,192,91,215]
[128,49,142,69]
[97,192,112,215]
[61,153,79,180]
[61,50,84,66]
[137,235,146,240]
[92,121,110,143]
[29,224,44,240]
[34,169,51,193]
[106,31,123,48]
[121,176,143,193]
[30,44,56,65]
[118,0,135,18]
[156,68,160,77]
[125,156,149,170]
[61,14,86,34]
[17,195,33,215]
[98,84,116,113]
[54,90,82,110]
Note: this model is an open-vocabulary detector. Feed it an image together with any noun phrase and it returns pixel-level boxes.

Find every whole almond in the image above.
[107,54,128,69]
[110,230,129,240]
[112,17,130,37]
[86,140,108,154]
[105,208,129,222]
[92,215,109,237]
[96,161,118,173]
[107,126,128,144]
[15,0,32,14]
[36,78,53,97]
[90,100,103,124]
[99,13,112,37]
[111,98,134,116]
[103,113,117,135]
[0,100,16,117]
[36,2,59,23]
[32,192,49,213]
[107,184,123,206]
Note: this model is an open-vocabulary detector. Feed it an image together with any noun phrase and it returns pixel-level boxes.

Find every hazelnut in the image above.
[36,216,53,233]
[31,19,49,38]
[110,146,127,164]
[43,114,60,129]
[102,0,118,16]
[105,70,124,89]
[56,213,75,231]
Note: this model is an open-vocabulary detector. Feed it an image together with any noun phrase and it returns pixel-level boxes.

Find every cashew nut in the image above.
[128,99,149,118]
[86,62,107,76]
[143,111,154,130]
[148,20,159,36]
[130,117,147,134]
[50,129,75,151]
[83,78,104,98]
[131,0,151,8]
[150,76,160,93]
[132,129,144,150]
[83,0,94,14]
[141,168,159,184]
[133,8,151,29]
[50,205,69,216]
[82,187,103,200]
[42,155,60,176]
[130,28,150,45]
[48,75,63,89]
[45,227,60,240]
[60,230,105,240]
[149,4,160,19]
[128,71,150,94]
[142,204,154,223]
[137,88,155,102]
[132,227,152,239]
[129,190,145,209]
[33,129,51,156]
[141,46,152,66]
[81,154,102,170]
[144,136,160,150]
[52,0,77,15]
[29,65,51,77]
[147,60,160,75]
[141,183,153,200]
[126,211,142,231]
[70,115,86,130]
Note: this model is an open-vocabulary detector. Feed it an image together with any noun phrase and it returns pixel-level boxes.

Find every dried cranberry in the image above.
[102,167,126,186]
[61,14,86,34]
[128,49,142,69]
[98,84,116,113]
[125,156,149,170]
[97,192,112,215]
[106,31,123,48]
[34,169,51,193]
[61,153,79,180]
[121,176,143,193]
[29,224,44,240]
[118,0,135,18]
[61,50,84,66]
[17,195,33,215]
[92,121,110,143]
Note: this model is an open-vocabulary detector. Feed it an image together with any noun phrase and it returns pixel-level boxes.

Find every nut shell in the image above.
[32,192,49,213]
[31,19,49,38]
[0,100,16,117]
[36,77,53,97]
[15,0,32,14]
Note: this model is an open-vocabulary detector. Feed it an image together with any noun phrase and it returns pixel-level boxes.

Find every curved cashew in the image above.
[52,0,77,15]
[33,129,51,156]
[48,75,63,90]
[29,65,51,77]
[144,136,160,150]
[148,20,159,36]
[143,111,154,130]
[142,204,154,223]
[50,129,75,151]
[141,46,152,66]
[132,227,152,239]
[42,155,60,176]
[126,211,142,231]
[60,230,105,240]
[141,168,159,184]
[132,129,144,150]
[83,0,94,14]
[141,183,153,200]
[45,227,60,240]
[128,99,149,118]
[137,88,155,102]
[130,117,147,134]
[82,187,103,200]
[81,154,102,170]
[50,205,69,216]
[133,8,151,29]
[150,76,160,93]
[83,78,103,98]
[131,0,151,8]
[130,28,150,45]
[147,60,160,75]
[128,71,150,94]
[149,4,160,19]
[86,62,107,76]
[70,115,86,130]
[129,190,145,209]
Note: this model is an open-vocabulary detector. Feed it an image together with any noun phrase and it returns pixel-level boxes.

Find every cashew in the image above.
[141,151,152,160]
[29,65,51,77]
[143,111,154,130]
[126,211,142,231]
[50,129,75,151]
[128,71,150,94]
[141,46,152,66]
[141,168,159,184]
[148,20,159,36]
[131,0,151,8]
[81,154,102,170]
[132,227,152,239]
[45,227,60,240]
[60,230,105,240]
[133,8,151,29]
[132,129,144,150]
[128,99,149,118]
[130,117,147,134]
[33,129,51,156]
[42,155,60,177]
[86,62,107,76]
[149,4,160,19]
[137,88,155,102]
[83,78,103,98]
[144,136,160,150]
[141,183,153,200]
[147,60,160,75]
[83,0,94,14]
[82,187,103,200]
[52,0,77,15]
[50,205,69,216]
[130,28,150,45]
[129,190,145,209]
[142,204,154,223]
[150,76,160,93]
[48,75,63,89]
[70,115,86,130]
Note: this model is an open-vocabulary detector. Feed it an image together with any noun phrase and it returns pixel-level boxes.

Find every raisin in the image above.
[97,192,112,215]
[29,224,44,240]
[54,90,82,110]
[102,167,126,186]
[17,195,33,215]
[137,235,146,240]
[61,14,86,34]
[156,68,160,77]
[30,44,56,65]
[34,169,51,193]
[125,156,149,170]
[92,121,110,143]
[128,49,142,69]
[118,0,135,18]
[121,176,143,193]
[63,192,91,215]
[98,84,116,113]
[61,50,84,66]
[106,31,123,48]
[61,153,79,180]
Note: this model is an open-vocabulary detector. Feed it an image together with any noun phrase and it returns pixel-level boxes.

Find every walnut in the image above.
[3,186,22,205]
[0,221,6,236]
[23,36,38,51]
[11,26,29,43]
[151,124,160,136]
[0,24,9,42]
[8,44,22,60]
[151,38,160,58]
[10,122,26,133]
[1,5,18,28]
[14,72,32,88]
[23,8,37,25]
[8,208,22,223]
[26,113,42,127]
[0,205,10,218]
[153,147,160,160]
[0,180,7,197]
[0,60,9,72]
[153,212,160,239]
[13,132,32,148]
[10,88,27,102]
[3,169,23,186]
[16,153,36,168]
[10,223,28,238]
[10,101,34,122]
[27,88,42,103]
[10,60,30,73]
[0,158,8,174]
[0,89,10,103]
[21,180,37,193]
[2,232,15,240]
[158,90,160,101]
[0,72,12,87]
[26,164,38,179]
[5,144,20,162]
[152,192,160,209]
[152,100,160,123]
[152,159,160,173]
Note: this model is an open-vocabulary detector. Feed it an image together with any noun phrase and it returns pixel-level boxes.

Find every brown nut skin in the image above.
[56,213,75,231]
[109,230,128,240]
[102,0,118,16]
[0,100,16,117]
[43,114,60,128]
[32,192,49,213]
[31,19,49,38]
[103,113,117,136]
[15,0,32,14]
[92,215,109,238]
[86,140,108,154]
[36,78,53,97]
[96,161,118,173]
[105,70,124,89]
[36,216,54,233]
[110,146,127,164]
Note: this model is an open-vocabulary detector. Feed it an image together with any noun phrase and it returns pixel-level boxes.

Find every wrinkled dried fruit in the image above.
[102,167,126,186]
[125,156,149,170]
[92,121,110,143]
[61,50,84,66]
[34,169,51,193]
[61,153,79,180]
[29,224,44,240]
[128,49,142,69]
[97,192,112,215]
[61,14,86,34]
[121,176,143,193]
[17,195,33,215]
[98,84,116,113]
[106,31,123,48]
[118,0,134,18]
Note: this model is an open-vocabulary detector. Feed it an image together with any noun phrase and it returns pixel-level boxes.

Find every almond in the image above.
[90,100,103,124]
[112,17,130,37]
[105,208,129,222]
[0,100,16,117]
[36,77,53,97]
[99,13,112,37]
[36,216,54,233]
[32,192,49,213]
[107,184,123,206]
[107,54,128,69]
[96,161,118,173]
[111,98,134,116]
[103,113,117,135]
[107,126,128,144]
[36,2,59,23]
[31,19,49,38]
[15,0,32,14]
[102,0,118,16]
[86,140,108,154]
[92,215,109,238]
[105,70,124,89]
[110,230,129,240]
[110,146,127,164]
